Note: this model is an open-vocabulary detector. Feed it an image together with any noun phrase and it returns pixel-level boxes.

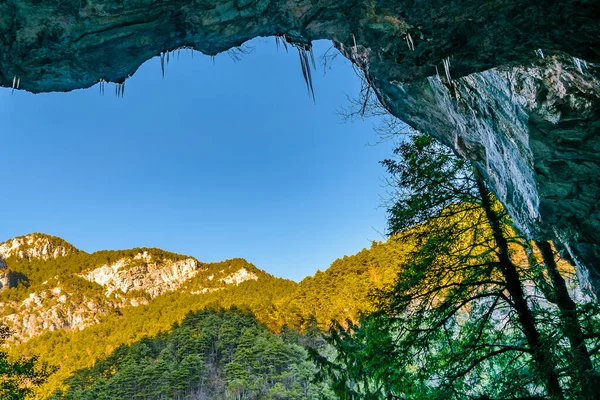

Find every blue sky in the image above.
[0,39,394,281]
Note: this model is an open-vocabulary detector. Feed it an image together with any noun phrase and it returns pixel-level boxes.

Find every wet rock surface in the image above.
[0,0,599,294]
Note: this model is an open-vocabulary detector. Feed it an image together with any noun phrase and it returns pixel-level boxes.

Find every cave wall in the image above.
[362,54,600,295]
[1,0,599,294]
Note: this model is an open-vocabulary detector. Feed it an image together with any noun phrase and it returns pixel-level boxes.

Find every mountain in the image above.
[0,233,410,398]
[0,234,266,341]
[0,233,77,260]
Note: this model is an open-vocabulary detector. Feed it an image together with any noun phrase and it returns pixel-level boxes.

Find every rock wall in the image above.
[0,234,76,260]
[0,0,599,294]
[1,286,115,340]
[81,252,203,298]
[0,257,10,290]
[364,54,600,295]
[0,244,264,340]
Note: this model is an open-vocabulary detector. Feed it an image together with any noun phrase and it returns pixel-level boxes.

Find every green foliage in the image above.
[0,246,191,306]
[0,324,55,400]
[380,134,477,232]
[0,235,408,398]
[4,133,599,400]
[317,133,600,400]
[48,308,335,400]
[280,241,406,329]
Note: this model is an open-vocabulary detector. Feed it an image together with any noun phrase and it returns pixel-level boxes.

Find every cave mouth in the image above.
[1,0,599,294]
[0,38,398,282]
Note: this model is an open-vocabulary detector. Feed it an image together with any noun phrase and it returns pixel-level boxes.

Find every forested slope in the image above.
[48,308,335,400]
[0,233,408,398]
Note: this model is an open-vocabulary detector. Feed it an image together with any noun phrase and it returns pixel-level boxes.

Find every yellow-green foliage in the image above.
[47,308,336,400]
[2,237,411,398]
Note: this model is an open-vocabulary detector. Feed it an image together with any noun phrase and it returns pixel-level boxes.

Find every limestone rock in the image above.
[0,234,76,260]
[81,251,203,298]
[2,285,115,340]
[363,54,600,295]
[0,236,264,341]
[0,257,9,290]
[221,267,258,285]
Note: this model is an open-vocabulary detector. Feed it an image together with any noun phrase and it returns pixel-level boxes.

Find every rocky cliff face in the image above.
[0,257,10,290]
[81,251,203,298]
[0,233,77,260]
[366,54,600,295]
[0,236,264,340]
[0,233,75,291]
[1,285,116,340]
[221,267,258,285]
[0,0,598,294]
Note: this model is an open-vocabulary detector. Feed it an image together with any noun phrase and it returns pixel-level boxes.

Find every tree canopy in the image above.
[48,308,335,400]
[0,324,54,400]
[317,133,600,400]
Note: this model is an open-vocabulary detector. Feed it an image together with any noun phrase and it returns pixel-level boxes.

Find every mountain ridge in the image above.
[0,233,280,341]
[0,232,409,398]
[0,233,78,261]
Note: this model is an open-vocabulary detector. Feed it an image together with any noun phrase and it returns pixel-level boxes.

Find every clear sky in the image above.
[0,38,394,281]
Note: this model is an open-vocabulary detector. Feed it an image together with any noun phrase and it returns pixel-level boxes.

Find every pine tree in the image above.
[318,133,600,399]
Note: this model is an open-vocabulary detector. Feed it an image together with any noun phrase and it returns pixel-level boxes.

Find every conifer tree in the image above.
[0,324,54,400]
[318,134,600,400]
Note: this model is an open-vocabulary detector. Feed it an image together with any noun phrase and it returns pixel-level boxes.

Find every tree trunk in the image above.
[535,240,600,400]
[473,167,564,400]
